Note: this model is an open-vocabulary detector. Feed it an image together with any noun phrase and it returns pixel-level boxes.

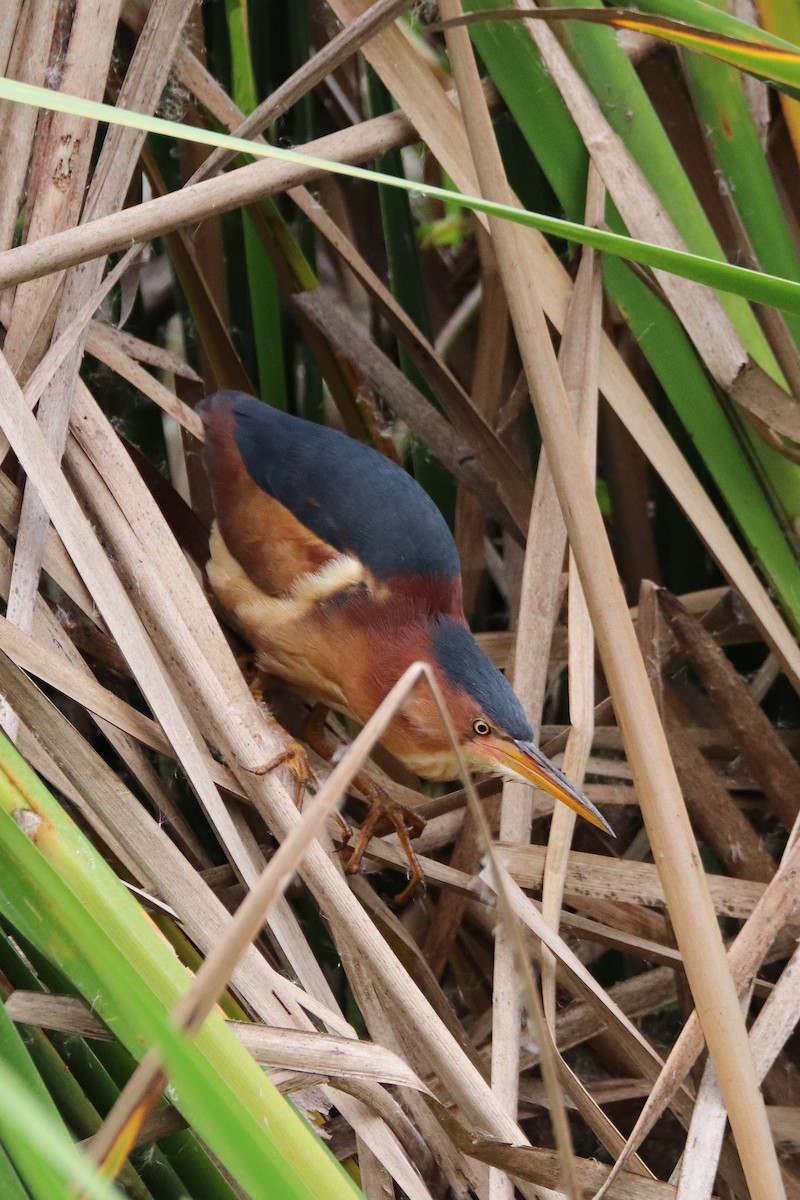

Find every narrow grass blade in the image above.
[224,0,287,405]
[3,75,800,316]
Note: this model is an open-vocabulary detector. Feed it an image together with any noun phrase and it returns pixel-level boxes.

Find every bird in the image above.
[199,389,613,898]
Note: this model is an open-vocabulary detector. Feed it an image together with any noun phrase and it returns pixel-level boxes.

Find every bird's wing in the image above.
[200,392,340,597]
[199,391,462,594]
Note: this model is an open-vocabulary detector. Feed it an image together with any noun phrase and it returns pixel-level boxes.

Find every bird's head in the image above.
[409,617,614,836]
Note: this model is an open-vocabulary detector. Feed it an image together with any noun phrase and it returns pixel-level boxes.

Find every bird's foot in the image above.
[251,713,317,809]
[343,799,426,904]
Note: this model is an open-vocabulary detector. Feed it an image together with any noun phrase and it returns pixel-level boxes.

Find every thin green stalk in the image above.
[607,255,800,630]
[225,0,287,406]
[366,67,456,523]
[287,3,323,420]
[678,0,800,550]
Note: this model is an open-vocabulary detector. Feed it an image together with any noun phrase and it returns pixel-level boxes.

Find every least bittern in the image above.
[199,391,612,896]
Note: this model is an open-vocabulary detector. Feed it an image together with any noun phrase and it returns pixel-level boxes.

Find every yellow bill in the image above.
[481,736,614,836]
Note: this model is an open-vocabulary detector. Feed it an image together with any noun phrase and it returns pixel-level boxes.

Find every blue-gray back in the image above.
[225,392,461,581]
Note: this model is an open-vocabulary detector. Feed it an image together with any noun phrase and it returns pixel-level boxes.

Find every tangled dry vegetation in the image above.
[0,2,799,1199]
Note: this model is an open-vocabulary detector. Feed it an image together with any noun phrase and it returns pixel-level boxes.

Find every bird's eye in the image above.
[473,718,491,736]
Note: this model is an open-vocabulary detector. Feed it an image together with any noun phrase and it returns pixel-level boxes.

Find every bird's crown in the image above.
[430,617,533,741]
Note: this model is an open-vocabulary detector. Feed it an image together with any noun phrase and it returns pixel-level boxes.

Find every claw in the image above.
[344,802,425,903]
[255,741,315,810]
[248,712,317,808]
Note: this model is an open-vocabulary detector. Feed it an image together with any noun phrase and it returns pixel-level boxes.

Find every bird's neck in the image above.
[382,572,464,619]
[352,611,476,781]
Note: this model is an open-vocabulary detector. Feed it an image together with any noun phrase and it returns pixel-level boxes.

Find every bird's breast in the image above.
[207,523,377,709]
[378,739,462,782]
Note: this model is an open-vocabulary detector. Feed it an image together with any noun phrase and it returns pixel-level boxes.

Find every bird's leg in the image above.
[302,702,336,758]
[243,666,316,809]
[301,703,353,849]
[301,705,425,902]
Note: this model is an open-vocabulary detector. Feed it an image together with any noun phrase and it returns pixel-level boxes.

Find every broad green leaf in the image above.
[0,731,362,1200]
[463,0,800,628]
[0,1007,121,1200]
[435,3,800,97]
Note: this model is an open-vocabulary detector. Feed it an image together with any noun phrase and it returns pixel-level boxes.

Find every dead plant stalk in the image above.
[438,3,784,1197]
